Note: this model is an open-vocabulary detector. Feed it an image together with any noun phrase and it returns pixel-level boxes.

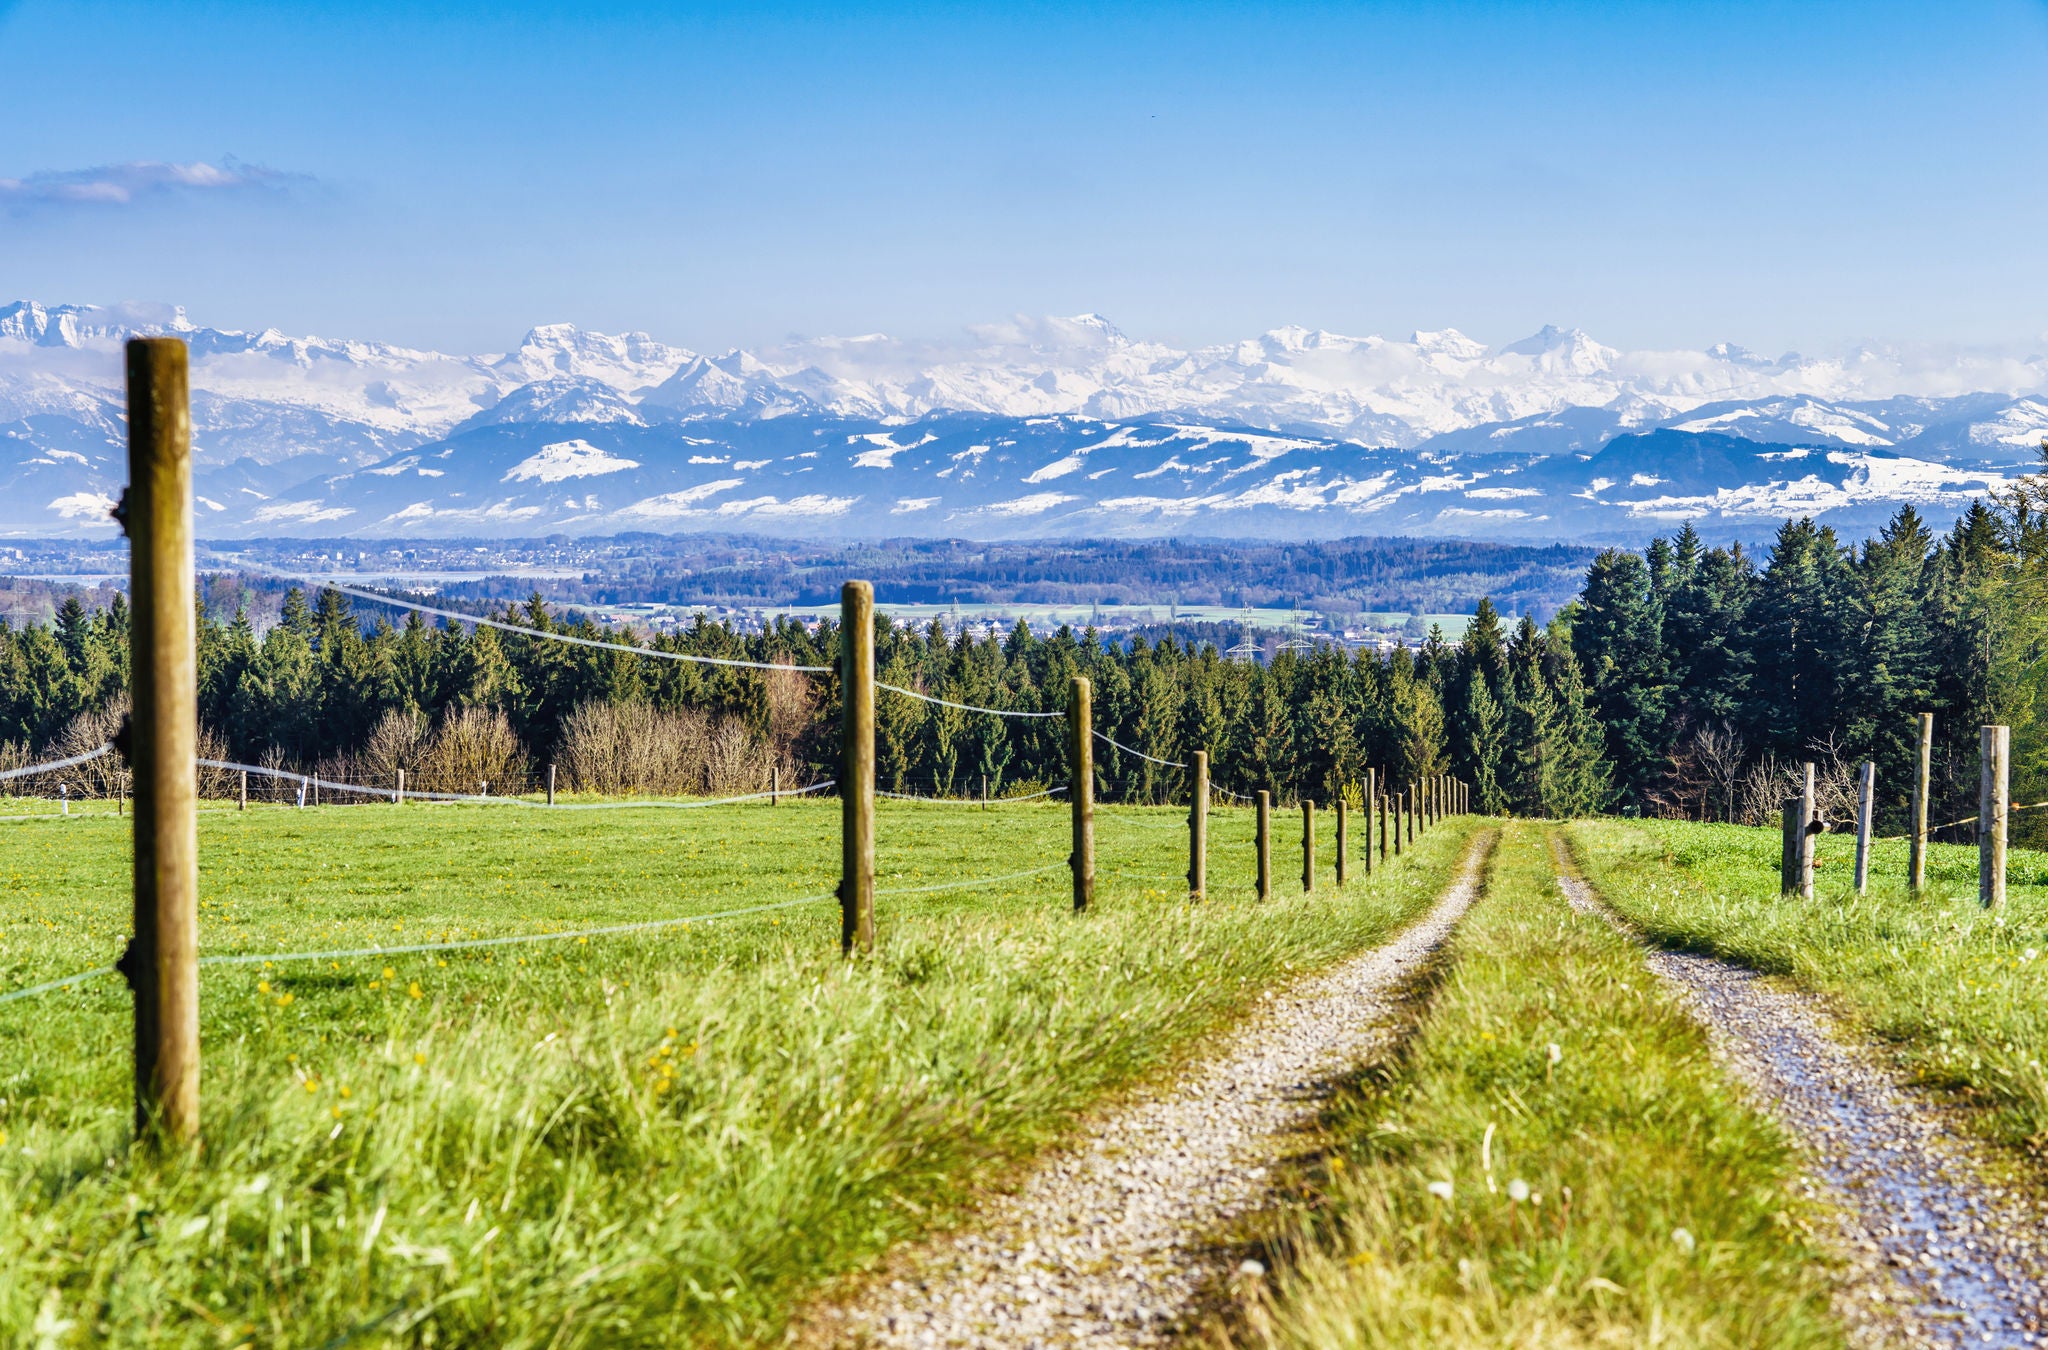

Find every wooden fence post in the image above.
[547,763,557,807]
[1911,711,1932,891]
[1780,799,1800,896]
[395,768,405,805]
[237,769,246,812]
[1256,790,1272,900]
[1335,794,1348,886]
[981,773,988,808]
[1393,791,1404,857]
[1378,787,1389,862]
[1302,799,1315,893]
[1981,724,2009,909]
[118,337,200,1149]
[1068,676,1095,912]
[1406,788,1416,845]
[1799,762,1816,900]
[1362,770,1375,875]
[1188,750,1208,899]
[840,581,876,954]
[769,764,778,807]
[1854,761,1875,895]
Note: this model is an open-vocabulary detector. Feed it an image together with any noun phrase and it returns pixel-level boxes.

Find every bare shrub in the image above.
[357,707,431,790]
[417,705,529,795]
[557,698,777,798]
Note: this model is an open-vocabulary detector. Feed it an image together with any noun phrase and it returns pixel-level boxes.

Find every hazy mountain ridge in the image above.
[0,299,2042,540]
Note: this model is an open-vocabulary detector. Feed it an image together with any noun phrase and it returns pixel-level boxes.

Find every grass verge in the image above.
[1568,818,2048,1161]
[1246,821,1841,1348]
[0,797,1473,1347]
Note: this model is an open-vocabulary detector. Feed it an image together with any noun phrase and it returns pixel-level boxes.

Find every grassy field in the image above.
[0,793,1476,1347]
[1252,822,1842,1348]
[1568,820,2048,1159]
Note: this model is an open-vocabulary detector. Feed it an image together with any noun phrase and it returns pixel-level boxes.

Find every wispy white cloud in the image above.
[0,158,306,208]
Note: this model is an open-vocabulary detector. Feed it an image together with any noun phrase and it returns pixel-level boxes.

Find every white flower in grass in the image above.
[1672,1227,1696,1253]
[1506,1178,1530,1203]
[1427,1180,1454,1202]
[1548,1042,1563,1065]
[2025,948,2039,963]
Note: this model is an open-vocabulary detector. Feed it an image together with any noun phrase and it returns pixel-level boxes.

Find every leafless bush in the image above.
[356,707,431,789]
[558,699,779,798]
[416,705,529,795]
[1733,738,1861,830]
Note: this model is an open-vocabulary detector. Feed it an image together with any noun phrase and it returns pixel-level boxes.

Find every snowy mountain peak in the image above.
[460,376,646,432]
[496,323,695,392]
[1410,328,1487,361]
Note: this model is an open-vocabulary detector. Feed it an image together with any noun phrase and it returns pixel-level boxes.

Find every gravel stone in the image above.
[839,838,1490,1348]
[1557,848,2048,1349]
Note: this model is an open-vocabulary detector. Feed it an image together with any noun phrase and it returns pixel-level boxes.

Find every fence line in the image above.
[0,966,115,1006]
[1091,731,1186,769]
[877,683,1065,718]
[201,758,833,810]
[878,786,1066,804]
[216,565,832,674]
[0,745,113,783]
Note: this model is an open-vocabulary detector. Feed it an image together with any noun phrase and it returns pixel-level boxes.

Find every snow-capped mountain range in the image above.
[2,299,2044,541]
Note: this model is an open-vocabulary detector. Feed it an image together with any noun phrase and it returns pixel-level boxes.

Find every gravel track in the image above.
[830,835,1493,1349]
[1553,836,2048,1349]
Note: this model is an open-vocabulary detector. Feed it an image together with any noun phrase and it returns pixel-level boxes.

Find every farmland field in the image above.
[0,793,1476,1347]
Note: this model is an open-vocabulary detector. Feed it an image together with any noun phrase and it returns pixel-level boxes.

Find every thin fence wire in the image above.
[220,566,833,674]
[1091,731,1185,769]
[0,745,113,783]
[878,786,1066,804]
[0,966,115,1006]
[202,758,833,810]
[877,684,1064,718]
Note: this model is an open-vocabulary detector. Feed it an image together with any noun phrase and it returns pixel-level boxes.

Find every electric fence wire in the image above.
[877,683,1065,718]
[212,565,833,674]
[203,757,834,811]
[1090,730,1186,769]
[0,861,1076,1004]
[0,744,112,782]
[878,786,1066,804]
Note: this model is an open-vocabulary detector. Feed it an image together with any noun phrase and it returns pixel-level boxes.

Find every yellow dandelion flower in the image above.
[368,981,380,991]
[257,980,271,994]
[382,967,395,980]
[413,1052,426,1065]
[276,993,294,1007]
[331,1105,343,1119]
[304,1079,319,1093]
[408,982,423,1000]
[338,1086,351,1098]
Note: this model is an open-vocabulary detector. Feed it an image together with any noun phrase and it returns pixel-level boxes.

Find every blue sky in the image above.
[3,1,2045,356]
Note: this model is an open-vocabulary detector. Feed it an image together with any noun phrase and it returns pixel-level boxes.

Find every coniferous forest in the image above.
[2,467,2044,842]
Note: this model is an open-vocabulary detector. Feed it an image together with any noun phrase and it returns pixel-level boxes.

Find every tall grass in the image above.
[0,797,1474,1346]
[1570,818,2048,1157]
[1249,822,1841,1348]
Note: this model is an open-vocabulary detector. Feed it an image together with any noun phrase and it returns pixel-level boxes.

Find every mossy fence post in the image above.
[1910,711,1932,891]
[1068,675,1095,913]
[840,580,876,955]
[1981,724,2009,909]
[1188,749,1208,900]
[116,337,200,1149]
[1256,790,1272,900]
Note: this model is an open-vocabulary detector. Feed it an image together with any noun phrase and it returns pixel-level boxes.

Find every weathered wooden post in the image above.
[1188,750,1209,899]
[981,772,989,808]
[1406,788,1416,845]
[1780,799,1800,897]
[1069,675,1095,912]
[1393,791,1404,857]
[1981,724,2009,909]
[395,768,405,805]
[1256,790,1272,900]
[1911,711,1932,891]
[1335,794,1348,886]
[841,581,876,954]
[237,769,246,812]
[118,337,200,1149]
[1378,787,1389,862]
[547,763,557,807]
[769,763,778,806]
[1854,761,1875,895]
[1362,769,1375,875]
[1800,762,1817,900]
[1302,799,1315,893]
